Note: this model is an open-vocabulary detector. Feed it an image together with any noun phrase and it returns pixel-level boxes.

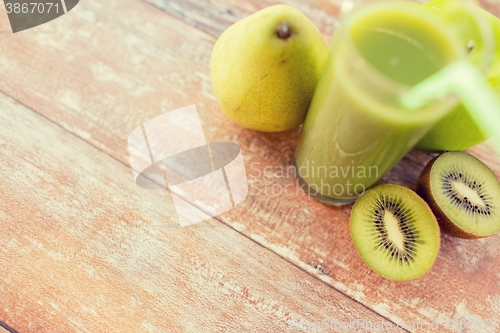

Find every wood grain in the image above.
[0,323,17,333]
[0,0,500,331]
[142,0,339,40]
[141,0,500,40]
[0,92,391,332]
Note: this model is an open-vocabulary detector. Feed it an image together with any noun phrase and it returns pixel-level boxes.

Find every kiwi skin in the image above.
[416,154,485,239]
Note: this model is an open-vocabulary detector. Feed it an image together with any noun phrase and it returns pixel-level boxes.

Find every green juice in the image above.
[295,1,465,204]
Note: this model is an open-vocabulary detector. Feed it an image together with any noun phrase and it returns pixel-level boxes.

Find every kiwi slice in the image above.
[350,184,440,281]
[416,152,500,239]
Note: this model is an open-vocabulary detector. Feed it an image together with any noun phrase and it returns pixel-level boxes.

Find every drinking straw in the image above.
[402,59,500,153]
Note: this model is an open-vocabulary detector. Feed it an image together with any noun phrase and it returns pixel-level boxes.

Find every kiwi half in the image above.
[350,184,440,281]
[416,152,500,239]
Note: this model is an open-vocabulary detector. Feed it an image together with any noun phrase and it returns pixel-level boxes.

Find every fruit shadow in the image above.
[379,150,437,190]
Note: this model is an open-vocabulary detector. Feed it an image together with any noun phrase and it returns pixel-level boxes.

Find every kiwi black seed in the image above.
[350,184,440,281]
[416,152,500,239]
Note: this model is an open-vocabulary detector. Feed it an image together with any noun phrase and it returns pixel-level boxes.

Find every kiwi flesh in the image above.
[350,184,440,281]
[416,152,500,239]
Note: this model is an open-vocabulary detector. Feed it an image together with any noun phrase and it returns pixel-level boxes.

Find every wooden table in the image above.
[1,0,500,332]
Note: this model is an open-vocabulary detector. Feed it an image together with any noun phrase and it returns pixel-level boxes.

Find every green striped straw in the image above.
[402,60,500,153]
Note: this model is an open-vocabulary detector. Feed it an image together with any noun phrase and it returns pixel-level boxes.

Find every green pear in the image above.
[210,5,329,132]
[416,0,500,151]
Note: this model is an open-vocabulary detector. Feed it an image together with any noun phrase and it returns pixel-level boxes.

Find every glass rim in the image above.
[338,0,496,98]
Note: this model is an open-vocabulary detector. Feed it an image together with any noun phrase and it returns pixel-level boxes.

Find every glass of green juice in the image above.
[294,0,494,205]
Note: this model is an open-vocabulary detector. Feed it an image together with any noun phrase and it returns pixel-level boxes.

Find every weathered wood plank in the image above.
[0,93,390,332]
[1,0,500,330]
[0,324,16,333]
[141,0,500,40]
[480,0,500,18]
[142,0,339,39]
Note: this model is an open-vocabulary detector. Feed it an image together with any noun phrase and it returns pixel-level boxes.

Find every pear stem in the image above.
[277,21,291,39]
